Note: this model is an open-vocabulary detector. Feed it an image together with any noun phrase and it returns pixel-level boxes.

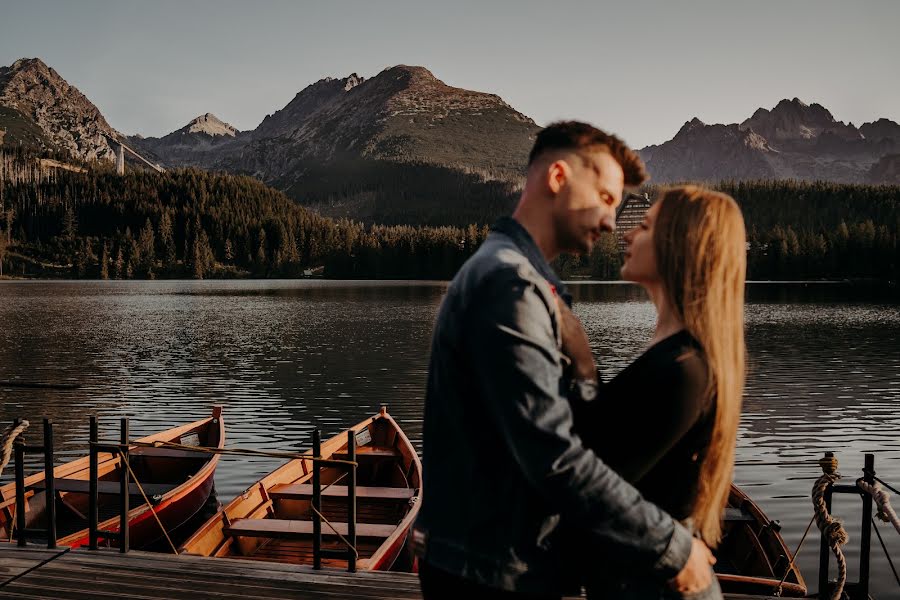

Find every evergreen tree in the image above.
[100,241,109,280]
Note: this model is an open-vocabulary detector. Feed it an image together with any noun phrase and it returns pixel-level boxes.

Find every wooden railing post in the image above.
[119,417,129,553]
[312,428,321,570]
[347,429,357,573]
[43,418,56,549]
[857,453,875,599]
[13,422,26,547]
[818,451,834,597]
[88,416,99,550]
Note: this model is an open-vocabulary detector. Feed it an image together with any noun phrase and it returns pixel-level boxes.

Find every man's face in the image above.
[548,149,625,255]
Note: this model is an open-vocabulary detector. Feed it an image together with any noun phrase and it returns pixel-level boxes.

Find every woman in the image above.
[570,185,747,599]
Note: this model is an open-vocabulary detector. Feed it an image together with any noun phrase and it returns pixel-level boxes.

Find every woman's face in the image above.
[621,201,661,285]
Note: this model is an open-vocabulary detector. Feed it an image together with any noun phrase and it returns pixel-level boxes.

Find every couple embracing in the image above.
[413,121,746,599]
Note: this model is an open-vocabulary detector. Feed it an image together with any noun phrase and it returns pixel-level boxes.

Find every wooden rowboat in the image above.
[180,407,421,571]
[0,406,224,549]
[716,483,807,596]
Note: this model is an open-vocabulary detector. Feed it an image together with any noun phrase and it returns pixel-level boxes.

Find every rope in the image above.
[308,504,359,561]
[858,479,900,535]
[812,455,849,600]
[116,450,178,554]
[1,420,30,544]
[875,476,900,496]
[872,518,900,590]
[775,515,815,597]
[129,440,358,468]
[0,420,29,479]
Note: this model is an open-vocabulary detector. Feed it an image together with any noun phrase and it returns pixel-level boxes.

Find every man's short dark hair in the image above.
[528,121,648,186]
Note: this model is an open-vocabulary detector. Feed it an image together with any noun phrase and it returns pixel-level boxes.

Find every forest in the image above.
[0,147,897,281]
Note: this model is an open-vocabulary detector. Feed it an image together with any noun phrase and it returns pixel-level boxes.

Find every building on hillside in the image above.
[615,192,652,252]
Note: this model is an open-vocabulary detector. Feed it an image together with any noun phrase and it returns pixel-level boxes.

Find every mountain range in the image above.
[1,57,899,225]
[640,98,900,184]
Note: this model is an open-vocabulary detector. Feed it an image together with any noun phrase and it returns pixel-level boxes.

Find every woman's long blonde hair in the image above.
[653,185,746,546]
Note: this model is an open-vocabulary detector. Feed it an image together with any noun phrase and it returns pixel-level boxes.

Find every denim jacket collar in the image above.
[490,216,572,307]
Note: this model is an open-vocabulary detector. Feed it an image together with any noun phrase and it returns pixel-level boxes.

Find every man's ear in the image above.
[546,160,569,195]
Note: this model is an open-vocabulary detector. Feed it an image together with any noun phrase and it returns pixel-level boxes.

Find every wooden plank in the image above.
[18,563,419,599]
[225,519,396,539]
[0,546,784,600]
[270,484,414,501]
[333,446,401,461]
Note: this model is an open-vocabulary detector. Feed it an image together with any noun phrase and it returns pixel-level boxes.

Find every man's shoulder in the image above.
[455,232,546,293]
[444,232,558,327]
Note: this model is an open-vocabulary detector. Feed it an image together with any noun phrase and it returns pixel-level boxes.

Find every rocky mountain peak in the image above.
[676,117,706,136]
[344,73,363,91]
[860,118,900,143]
[184,113,238,137]
[741,98,860,142]
[0,57,120,161]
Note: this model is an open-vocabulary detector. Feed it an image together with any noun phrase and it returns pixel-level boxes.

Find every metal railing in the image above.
[12,418,56,548]
[311,428,358,572]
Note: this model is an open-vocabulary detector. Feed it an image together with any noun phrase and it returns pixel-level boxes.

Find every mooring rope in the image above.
[858,479,900,536]
[129,439,358,468]
[812,455,849,600]
[116,450,179,554]
[0,420,29,479]
[775,514,815,597]
[871,518,900,589]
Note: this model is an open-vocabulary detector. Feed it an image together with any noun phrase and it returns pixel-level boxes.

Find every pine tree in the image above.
[100,241,109,280]
[114,246,124,280]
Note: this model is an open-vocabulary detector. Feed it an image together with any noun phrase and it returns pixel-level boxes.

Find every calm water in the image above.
[1,280,898,596]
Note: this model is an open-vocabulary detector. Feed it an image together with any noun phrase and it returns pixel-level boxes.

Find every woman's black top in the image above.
[573,330,715,520]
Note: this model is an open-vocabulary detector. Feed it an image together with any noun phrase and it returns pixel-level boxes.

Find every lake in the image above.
[1,280,898,596]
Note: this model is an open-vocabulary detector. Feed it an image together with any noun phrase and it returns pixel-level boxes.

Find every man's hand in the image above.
[670,538,716,593]
[556,299,597,381]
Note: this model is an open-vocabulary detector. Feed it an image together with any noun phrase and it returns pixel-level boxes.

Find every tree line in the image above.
[0,148,897,281]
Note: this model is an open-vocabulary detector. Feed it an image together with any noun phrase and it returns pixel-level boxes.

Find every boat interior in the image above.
[714,489,806,596]
[213,417,420,569]
[0,423,220,544]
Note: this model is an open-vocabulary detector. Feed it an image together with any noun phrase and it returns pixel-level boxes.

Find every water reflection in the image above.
[0,280,897,595]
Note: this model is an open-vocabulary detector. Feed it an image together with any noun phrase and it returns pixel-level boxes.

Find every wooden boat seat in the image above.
[333,446,402,461]
[224,518,396,540]
[33,478,178,497]
[269,484,415,501]
[724,506,756,522]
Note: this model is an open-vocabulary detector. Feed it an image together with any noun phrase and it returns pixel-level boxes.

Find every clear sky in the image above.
[1,0,897,148]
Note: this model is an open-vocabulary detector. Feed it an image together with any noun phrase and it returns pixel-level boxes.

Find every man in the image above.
[413,121,716,598]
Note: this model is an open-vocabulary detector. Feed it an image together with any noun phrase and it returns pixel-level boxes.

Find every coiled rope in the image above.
[1,421,30,543]
[812,455,849,600]
[858,479,900,536]
[0,420,29,479]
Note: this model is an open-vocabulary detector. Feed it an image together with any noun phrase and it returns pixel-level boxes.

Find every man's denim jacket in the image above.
[412,218,693,595]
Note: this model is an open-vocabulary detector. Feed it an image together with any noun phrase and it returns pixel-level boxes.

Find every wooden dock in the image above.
[0,545,782,599]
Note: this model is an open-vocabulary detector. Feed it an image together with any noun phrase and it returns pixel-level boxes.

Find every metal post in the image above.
[347,429,357,573]
[119,417,129,553]
[43,418,56,549]
[13,422,26,547]
[857,453,874,599]
[312,428,321,570]
[89,416,98,550]
[818,451,834,597]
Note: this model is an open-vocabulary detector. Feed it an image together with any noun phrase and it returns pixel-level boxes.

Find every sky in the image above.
[1,0,898,148]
